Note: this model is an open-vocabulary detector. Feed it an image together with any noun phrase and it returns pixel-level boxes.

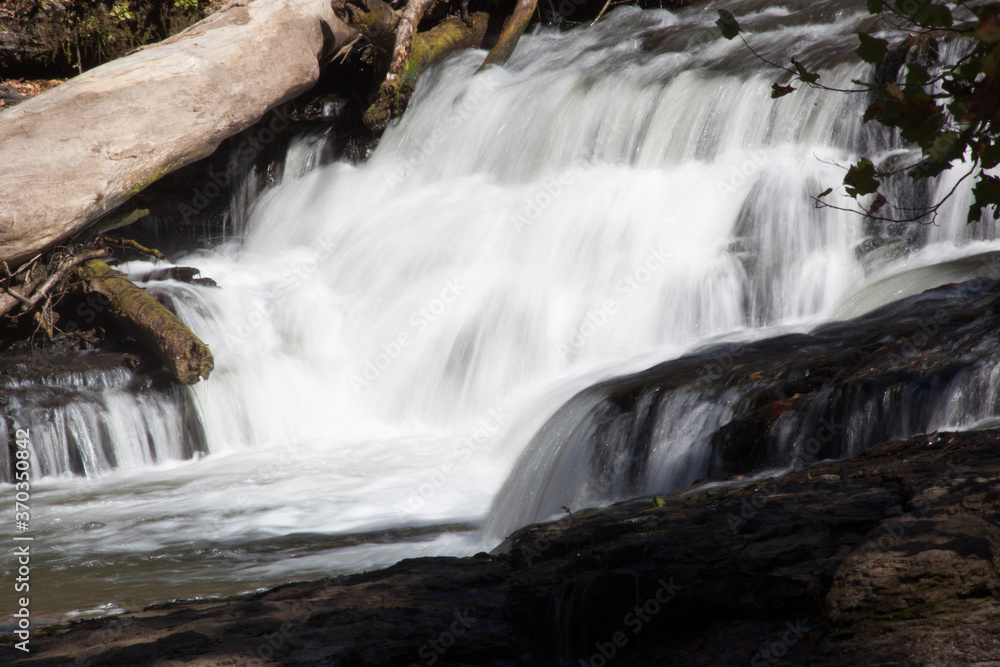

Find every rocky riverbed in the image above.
[8,279,1000,665]
[7,420,999,666]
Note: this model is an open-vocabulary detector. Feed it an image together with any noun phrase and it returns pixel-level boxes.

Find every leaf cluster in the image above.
[718,2,1000,224]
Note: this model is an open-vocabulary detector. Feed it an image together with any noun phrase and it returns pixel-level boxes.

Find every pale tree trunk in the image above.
[478,0,537,71]
[0,0,354,268]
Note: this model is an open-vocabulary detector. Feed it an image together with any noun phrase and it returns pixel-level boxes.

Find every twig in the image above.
[737,34,869,95]
[334,35,363,64]
[4,287,31,306]
[18,249,109,315]
[33,308,53,338]
[98,235,167,260]
[588,0,612,27]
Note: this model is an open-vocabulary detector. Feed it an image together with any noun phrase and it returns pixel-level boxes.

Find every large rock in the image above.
[0,0,353,266]
[483,273,1000,538]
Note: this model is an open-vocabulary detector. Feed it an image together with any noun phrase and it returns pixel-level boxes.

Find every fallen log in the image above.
[338,0,543,128]
[0,0,354,268]
[75,260,214,384]
[334,0,490,129]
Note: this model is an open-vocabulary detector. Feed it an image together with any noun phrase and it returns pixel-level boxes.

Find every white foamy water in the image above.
[4,1,999,620]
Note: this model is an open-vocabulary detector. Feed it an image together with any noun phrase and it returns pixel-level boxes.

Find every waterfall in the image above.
[5,0,999,618]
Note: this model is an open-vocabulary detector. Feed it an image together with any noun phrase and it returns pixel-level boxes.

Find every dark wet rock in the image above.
[485,276,1000,539]
[8,427,1000,666]
[498,427,1000,665]
[133,265,218,288]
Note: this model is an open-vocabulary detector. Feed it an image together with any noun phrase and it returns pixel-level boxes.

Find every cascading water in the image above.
[4,0,999,620]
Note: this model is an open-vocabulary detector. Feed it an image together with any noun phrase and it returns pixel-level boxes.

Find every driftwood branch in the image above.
[337,0,546,127]
[98,236,168,261]
[386,0,440,87]
[478,0,537,70]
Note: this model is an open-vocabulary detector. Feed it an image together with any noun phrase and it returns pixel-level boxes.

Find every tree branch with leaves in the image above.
[718,1,1000,225]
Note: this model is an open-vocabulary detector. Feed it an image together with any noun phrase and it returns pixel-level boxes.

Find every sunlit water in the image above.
[4,0,998,623]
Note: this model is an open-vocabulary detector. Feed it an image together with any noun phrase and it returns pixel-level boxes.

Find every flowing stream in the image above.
[4,0,999,622]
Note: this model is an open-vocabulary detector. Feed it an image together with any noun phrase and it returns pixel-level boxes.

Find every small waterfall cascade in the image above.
[4,0,1000,618]
[0,361,205,480]
[482,277,1000,539]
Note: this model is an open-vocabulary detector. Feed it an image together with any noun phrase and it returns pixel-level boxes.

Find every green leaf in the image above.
[947,97,970,123]
[863,101,883,123]
[844,158,880,198]
[908,156,947,181]
[981,41,1000,76]
[817,187,833,198]
[716,10,741,40]
[868,193,889,216]
[913,4,953,29]
[771,82,796,98]
[791,58,820,84]
[895,95,946,148]
[910,127,973,180]
[954,19,980,32]
[980,140,1000,170]
[867,0,882,14]
[969,174,1000,222]
[971,3,1000,20]
[857,33,889,63]
[872,96,901,125]
[904,63,929,89]
[954,60,981,82]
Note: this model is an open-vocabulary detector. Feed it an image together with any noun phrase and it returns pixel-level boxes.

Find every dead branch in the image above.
[387,0,440,88]
[0,250,105,319]
[18,248,109,314]
[98,235,168,261]
[477,0,537,70]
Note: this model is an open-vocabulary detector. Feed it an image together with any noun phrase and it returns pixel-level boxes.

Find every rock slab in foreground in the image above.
[7,428,1000,665]
[0,0,353,267]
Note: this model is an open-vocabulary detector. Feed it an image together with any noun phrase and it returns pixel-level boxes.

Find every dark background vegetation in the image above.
[0,0,221,77]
